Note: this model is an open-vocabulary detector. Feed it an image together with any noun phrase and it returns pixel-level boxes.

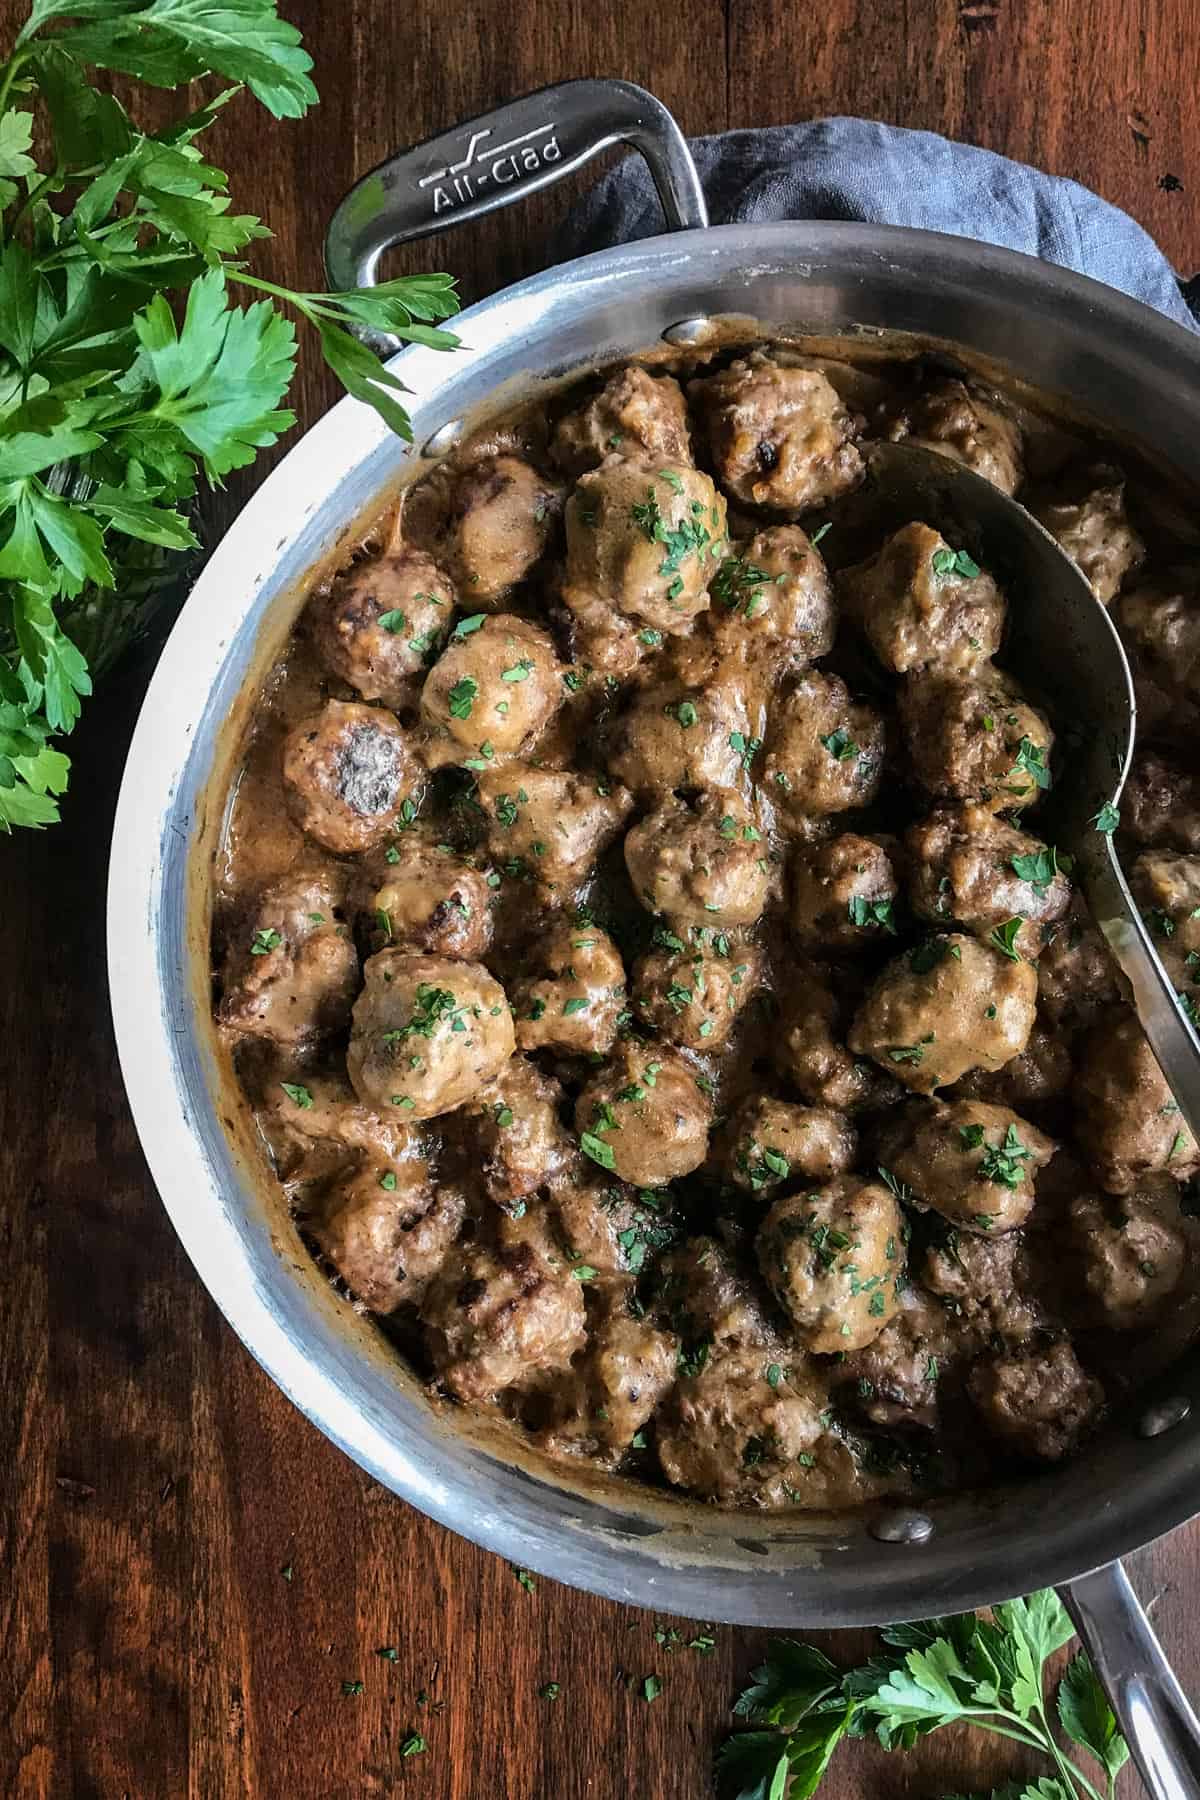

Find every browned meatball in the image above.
[839,522,1004,675]
[773,964,888,1112]
[219,868,357,1044]
[466,1057,573,1211]
[968,1339,1102,1460]
[790,833,899,952]
[691,355,864,511]
[656,1346,834,1505]
[888,377,1023,495]
[476,765,633,894]
[512,922,626,1056]
[923,1229,1041,1345]
[756,1177,904,1353]
[421,1239,587,1402]
[553,1180,678,1281]
[887,1098,1056,1235]
[839,1287,951,1431]
[763,671,886,819]
[420,613,563,768]
[951,1019,1074,1108]
[1117,572,1200,703]
[363,840,493,959]
[634,937,759,1050]
[551,365,692,477]
[282,699,421,853]
[563,461,727,635]
[347,951,515,1120]
[440,455,559,604]
[315,1166,466,1312]
[906,803,1072,961]
[900,668,1054,814]
[708,526,836,663]
[1124,749,1200,853]
[263,1072,425,1187]
[1131,852,1200,988]
[606,670,765,799]
[713,1094,857,1196]
[1066,1183,1190,1331]
[542,1301,679,1458]
[1030,465,1144,604]
[657,1236,775,1347]
[311,548,456,703]
[849,933,1038,1094]
[1073,1009,1199,1192]
[625,791,770,927]
[575,1045,712,1187]
[1037,898,1122,1030]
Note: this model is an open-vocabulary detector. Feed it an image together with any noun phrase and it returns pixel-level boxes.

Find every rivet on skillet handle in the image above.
[1062,1562,1200,1800]
[324,78,708,348]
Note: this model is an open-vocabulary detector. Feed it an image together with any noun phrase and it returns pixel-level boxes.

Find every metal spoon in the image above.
[834,439,1200,1141]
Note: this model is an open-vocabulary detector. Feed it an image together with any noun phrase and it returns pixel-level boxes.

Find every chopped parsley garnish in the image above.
[572,1264,599,1281]
[989,917,1024,962]
[1011,846,1062,893]
[280,1082,313,1109]
[501,659,534,682]
[452,613,486,640]
[399,1732,427,1757]
[377,609,407,633]
[887,1036,933,1066]
[878,1165,915,1204]
[642,1674,663,1703]
[563,996,589,1015]
[931,545,981,580]
[250,927,282,955]
[677,1335,712,1378]
[1168,1131,1189,1161]
[711,554,771,615]
[629,485,713,581]
[820,728,859,762]
[580,1132,616,1171]
[382,983,466,1042]
[848,895,896,933]
[1146,907,1176,938]
[909,937,960,973]
[978,1123,1032,1189]
[493,1104,514,1128]
[766,1363,783,1388]
[1010,735,1052,792]
[638,627,663,647]
[539,1681,561,1701]
[511,1566,536,1593]
[728,731,762,769]
[810,521,832,546]
[1091,801,1120,834]
[447,676,478,719]
[667,699,698,729]
[379,1170,398,1191]
[959,1123,985,1150]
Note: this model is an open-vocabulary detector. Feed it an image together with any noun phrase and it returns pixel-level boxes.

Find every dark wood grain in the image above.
[1,2,1197,1795]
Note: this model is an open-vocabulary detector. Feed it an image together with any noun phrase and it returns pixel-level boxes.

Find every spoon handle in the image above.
[1083,833,1200,1143]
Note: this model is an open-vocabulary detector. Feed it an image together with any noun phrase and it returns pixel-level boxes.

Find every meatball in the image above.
[1066,1183,1190,1331]
[839,522,1004,675]
[906,804,1072,961]
[219,868,358,1044]
[263,1072,425,1188]
[440,455,558,604]
[625,792,771,927]
[773,964,887,1112]
[849,933,1038,1094]
[656,1235,776,1349]
[708,526,836,663]
[887,376,1023,495]
[1031,465,1144,604]
[347,950,514,1120]
[839,1287,951,1431]
[923,1229,1041,1345]
[563,461,727,634]
[888,1099,1056,1235]
[656,1345,832,1505]
[476,764,633,894]
[756,1177,904,1353]
[363,840,493,960]
[315,1167,466,1311]
[1124,749,1200,854]
[543,1303,679,1458]
[551,365,692,477]
[1117,572,1200,703]
[1036,898,1122,1031]
[714,1094,857,1196]
[421,1238,586,1402]
[968,1339,1102,1460]
[789,833,899,952]
[900,668,1054,814]
[466,1057,573,1210]
[512,922,626,1056]
[553,1180,679,1281]
[951,1019,1074,1108]
[606,670,764,799]
[691,355,864,511]
[633,939,760,1050]
[282,699,421,854]
[310,547,456,704]
[575,1045,712,1186]
[1131,852,1200,989]
[763,671,886,819]
[1073,1009,1199,1192]
[420,613,563,768]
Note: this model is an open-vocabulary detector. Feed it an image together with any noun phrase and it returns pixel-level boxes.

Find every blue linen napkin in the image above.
[562,118,1198,331]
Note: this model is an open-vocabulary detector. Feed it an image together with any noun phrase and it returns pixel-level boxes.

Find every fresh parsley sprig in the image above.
[0,0,460,832]
[715,1588,1129,1800]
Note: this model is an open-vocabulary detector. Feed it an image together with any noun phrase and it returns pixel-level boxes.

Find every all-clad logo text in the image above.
[418,123,562,214]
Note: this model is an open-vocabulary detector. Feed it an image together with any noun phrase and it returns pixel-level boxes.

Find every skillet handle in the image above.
[1062,1561,1200,1800]
[324,78,707,294]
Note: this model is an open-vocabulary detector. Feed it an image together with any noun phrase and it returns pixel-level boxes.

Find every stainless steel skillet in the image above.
[110,78,1200,1799]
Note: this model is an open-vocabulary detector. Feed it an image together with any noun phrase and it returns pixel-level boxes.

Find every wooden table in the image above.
[3,3,1198,1794]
